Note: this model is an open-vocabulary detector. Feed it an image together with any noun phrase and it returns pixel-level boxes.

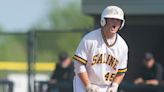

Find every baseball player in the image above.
[73,5,128,92]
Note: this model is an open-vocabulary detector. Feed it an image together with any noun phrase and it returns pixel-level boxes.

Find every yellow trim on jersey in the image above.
[118,68,127,73]
[73,55,87,64]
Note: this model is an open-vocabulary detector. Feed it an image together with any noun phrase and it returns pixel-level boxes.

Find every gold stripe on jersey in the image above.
[73,55,87,64]
[117,68,127,74]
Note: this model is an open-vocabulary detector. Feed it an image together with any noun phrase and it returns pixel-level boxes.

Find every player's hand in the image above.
[146,79,159,86]
[134,78,144,85]
[86,84,100,92]
[49,79,58,84]
[107,83,119,92]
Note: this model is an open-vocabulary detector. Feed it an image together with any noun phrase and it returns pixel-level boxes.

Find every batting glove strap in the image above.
[111,83,119,88]
[86,84,100,92]
[107,83,119,92]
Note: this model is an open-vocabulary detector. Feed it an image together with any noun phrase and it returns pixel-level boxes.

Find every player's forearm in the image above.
[113,74,125,85]
[145,79,159,85]
[74,61,90,86]
[78,72,90,87]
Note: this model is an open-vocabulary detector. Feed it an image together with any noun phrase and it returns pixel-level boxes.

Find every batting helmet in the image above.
[100,6,125,30]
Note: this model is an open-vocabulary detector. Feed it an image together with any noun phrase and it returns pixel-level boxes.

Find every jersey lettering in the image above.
[92,54,118,70]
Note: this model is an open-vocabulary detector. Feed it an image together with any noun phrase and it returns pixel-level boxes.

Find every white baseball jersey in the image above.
[73,28,128,87]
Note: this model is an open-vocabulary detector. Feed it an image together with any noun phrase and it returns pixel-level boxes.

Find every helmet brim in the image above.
[104,15,124,21]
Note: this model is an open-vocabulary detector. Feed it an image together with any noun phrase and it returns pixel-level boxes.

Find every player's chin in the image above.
[110,29,118,33]
[110,27,119,33]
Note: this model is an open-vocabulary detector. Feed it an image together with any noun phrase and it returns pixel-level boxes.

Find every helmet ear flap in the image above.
[119,19,125,30]
[101,18,106,27]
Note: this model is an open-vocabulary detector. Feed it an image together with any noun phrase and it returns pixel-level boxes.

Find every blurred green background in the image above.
[0,0,93,81]
[0,0,93,61]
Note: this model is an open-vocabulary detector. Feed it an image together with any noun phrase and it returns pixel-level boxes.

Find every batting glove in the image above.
[107,83,119,92]
[86,84,100,92]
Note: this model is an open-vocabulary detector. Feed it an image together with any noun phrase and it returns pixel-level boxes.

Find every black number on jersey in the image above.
[104,72,116,81]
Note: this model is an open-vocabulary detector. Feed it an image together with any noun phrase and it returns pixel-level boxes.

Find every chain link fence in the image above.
[0,29,87,92]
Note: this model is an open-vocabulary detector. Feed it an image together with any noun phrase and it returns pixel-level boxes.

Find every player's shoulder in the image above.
[117,34,128,50]
[79,28,100,49]
[82,28,101,41]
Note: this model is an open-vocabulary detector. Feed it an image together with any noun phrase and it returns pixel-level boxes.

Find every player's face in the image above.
[145,59,155,69]
[61,57,71,68]
[105,18,122,33]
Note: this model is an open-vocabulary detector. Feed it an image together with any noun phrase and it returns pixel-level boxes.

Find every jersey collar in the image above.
[101,29,118,48]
